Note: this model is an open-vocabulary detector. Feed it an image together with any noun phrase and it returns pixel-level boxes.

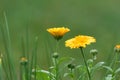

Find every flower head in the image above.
[114,45,120,52]
[65,35,96,49]
[20,57,28,65]
[90,49,98,56]
[67,63,75,70]
[47,27,70,40]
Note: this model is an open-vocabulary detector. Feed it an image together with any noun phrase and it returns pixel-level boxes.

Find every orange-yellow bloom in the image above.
[115,45,120,49]
[114,45,120,52]
[65,35,96,49]
[47,27,70,40]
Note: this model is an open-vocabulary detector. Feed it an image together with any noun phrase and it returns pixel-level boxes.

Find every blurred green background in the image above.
[0,0,120,79]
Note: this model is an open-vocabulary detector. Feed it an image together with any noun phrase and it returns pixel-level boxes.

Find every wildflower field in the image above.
[0,0,120,80]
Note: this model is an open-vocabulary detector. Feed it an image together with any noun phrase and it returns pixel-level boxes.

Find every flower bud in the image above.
[52,52,59,59]
[90,49,98,56]
[114,45,120,53]
[20,57,28,65]
[67,63,75,70]
[90,49,98,60]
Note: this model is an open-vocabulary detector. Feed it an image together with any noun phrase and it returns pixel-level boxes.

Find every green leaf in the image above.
[102,66,113,72]
[87,59,93,64]
[105,74,113,80]
[58,57,74,66]
[34,69,54,80]
[76,65,83,69]
[92,62,105,70]
[63,73,70,77]
[115,68,120,73]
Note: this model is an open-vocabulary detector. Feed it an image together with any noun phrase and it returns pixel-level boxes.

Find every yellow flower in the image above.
[114,45,120,52]
[115,45,120,49]
[47,27,70,40]
[65,35,96,49]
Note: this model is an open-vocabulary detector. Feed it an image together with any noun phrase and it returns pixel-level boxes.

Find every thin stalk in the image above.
[53,40,60,80]
[54,58,58,80]
[113,52,118,70]
[33,37,38,80]
[2,12,17,80]
[1,13,12,80]
[70,69,74,80]
[0,27,10,80]
[112,52,119,78]
[24,26,29,80]
[80,48,91,80]
[20,37,28,80]
[29,53,34,80]
[20,64,22,80]
[49,69,52,80]
[56,40,59,52]
[25,65,29,80]
[29,37,38,80]
[0,58,2,80]
[26,26,29,59]
[104,51,116,77]
[21,64,28,80]
[21,37,26,57]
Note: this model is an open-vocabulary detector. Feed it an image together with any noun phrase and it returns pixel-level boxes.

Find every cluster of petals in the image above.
[115,45,120,49]
[114,44,120,52]
[65,35,96,49]
[47,27,70,38]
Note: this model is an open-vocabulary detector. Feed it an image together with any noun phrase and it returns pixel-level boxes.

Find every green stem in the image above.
[0,58,2,80]
[56,40,59,52]
[54,58,58,80]
[113,52,118,70]
[29,37,38,80]
[70,69,74,80]
[55,40,59,80]
[105,51,116,77]
[112,52,119,79]
[80,48,91,80]
[2,12,17,80]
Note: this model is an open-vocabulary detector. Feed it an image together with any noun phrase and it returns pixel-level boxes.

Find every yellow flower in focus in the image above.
[65,35,96,49]
[47,27,70,40]
[114,45,120,52]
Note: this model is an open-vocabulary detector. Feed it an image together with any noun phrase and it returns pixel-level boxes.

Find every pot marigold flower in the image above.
[114,45,120,52]
[65,35,96,49]
[47,27,70,40]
